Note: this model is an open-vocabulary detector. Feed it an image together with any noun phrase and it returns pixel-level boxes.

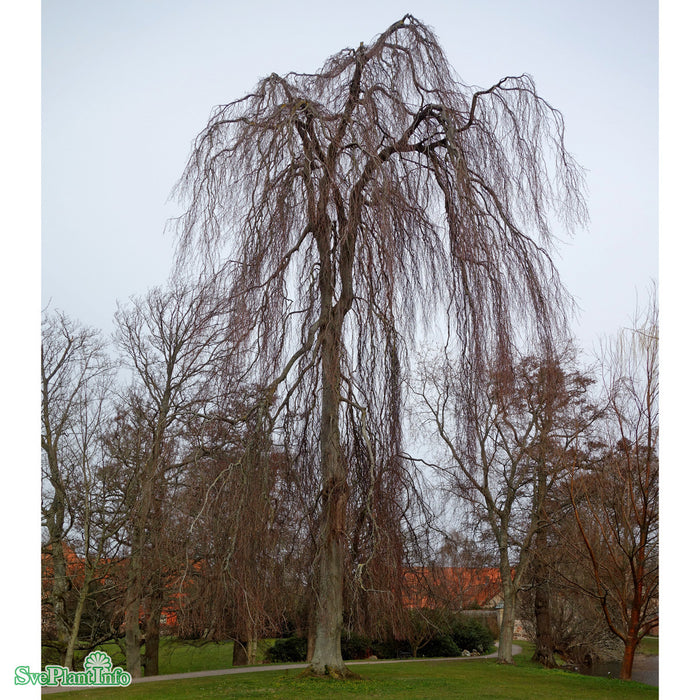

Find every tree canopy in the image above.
[171,14,587,676]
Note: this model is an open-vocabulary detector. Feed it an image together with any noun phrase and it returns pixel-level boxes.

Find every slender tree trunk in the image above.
[619,588,642,680]
[245,620,258,665]
[306,610,317,663]
[64,575,93,670]
[45,443,71,662]
[497,553,516,664]
[50,542,71,664]
[620,637,638,681]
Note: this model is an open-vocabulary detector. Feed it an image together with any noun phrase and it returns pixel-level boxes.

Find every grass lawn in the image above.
[62,638,275,675]
[50,644,658,699]
[636,636,658,656]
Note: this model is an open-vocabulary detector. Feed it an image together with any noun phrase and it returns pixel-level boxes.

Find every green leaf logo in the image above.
[83,651,113,672]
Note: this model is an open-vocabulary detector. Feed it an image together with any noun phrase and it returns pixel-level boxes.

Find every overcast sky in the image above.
[41,0,658,355]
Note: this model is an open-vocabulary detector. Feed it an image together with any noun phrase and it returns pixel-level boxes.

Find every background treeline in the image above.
[41,279,658,681]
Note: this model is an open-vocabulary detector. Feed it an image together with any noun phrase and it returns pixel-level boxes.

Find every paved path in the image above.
[40,646,521,694]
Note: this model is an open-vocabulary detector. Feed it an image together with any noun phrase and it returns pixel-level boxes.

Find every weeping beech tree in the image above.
[173,15,586,676]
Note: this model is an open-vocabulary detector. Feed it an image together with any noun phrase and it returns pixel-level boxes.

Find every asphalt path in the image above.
[40,646,520,695]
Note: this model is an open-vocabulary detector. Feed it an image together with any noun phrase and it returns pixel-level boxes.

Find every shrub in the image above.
[266,635,307,662]
[370,638,413,659]
[419,634,461,658]
[450,618,495,654]
[341,630,372,659]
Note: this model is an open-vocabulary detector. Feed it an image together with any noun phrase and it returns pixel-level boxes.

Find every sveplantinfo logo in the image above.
[14,650,132,688]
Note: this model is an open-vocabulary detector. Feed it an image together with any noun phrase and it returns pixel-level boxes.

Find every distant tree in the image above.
[565,291,659,680]
[417,349,597,664]
[59,368,127,668]
[173,14,586,676]
[176,395,299,666]
[520,352,600,669]
[41,310,113,668]
[113,282,224,677]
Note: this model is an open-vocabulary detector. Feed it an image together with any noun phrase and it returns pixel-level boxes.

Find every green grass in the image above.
[47,638,276,675]
[637,636,658,656]
[48,647,657,699]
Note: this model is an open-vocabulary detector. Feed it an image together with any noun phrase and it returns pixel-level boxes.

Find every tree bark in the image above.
[497,554,516,664]
[143,587,164,676]
[532,579,557,668]
[64,574,93,670]
[124,526,144,678]
[49,542,71,664]
[620,637,638,681]
[309,321,350,677]
[245,620,258,665]
[306,613,317,663]
[232,640,248,666]
[619,590,641,680]
[531,527,557,668]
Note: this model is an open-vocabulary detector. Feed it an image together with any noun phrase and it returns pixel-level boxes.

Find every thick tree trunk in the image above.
[309,328,350,677]
[124,598,142,677]
[245,622,258,666]
[532,579,557,668]
[531,528,557,668]
[620,637,637,681]
[143,588,164,676]
[124,541,144,678]
[232,639,248,666]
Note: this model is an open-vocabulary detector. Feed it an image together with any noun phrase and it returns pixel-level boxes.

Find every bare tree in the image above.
[60,366,130,667]
[416,349,597,664]
[113,281,225,677]
[176,395,295,666]
[41,310,113,668]
[173,15,586,676]
[517,353,600,669]
[566,290,659,680]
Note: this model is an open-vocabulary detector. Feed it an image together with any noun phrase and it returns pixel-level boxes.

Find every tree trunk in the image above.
[232,639,248,666]
[143,588,163,676]
[246,636,258,665]
[309,327,350,677]
[64,575,93,670]
[50,542,71,664]
[124,547,143,678]
[497,557,516,664]
[620,637,637,681]
[531,528,557,668]
[619,595,641,680]
[306,615,317,663]
[531,579,557,668]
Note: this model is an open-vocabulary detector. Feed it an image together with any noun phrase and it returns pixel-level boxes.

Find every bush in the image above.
[266,635,307,662]
[341,630,372,659]
[370,638,413,659]
[419,634,461,658]
[450,618,495,654]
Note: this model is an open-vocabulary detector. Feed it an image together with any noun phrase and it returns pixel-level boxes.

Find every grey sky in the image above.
[41,0,658,354]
